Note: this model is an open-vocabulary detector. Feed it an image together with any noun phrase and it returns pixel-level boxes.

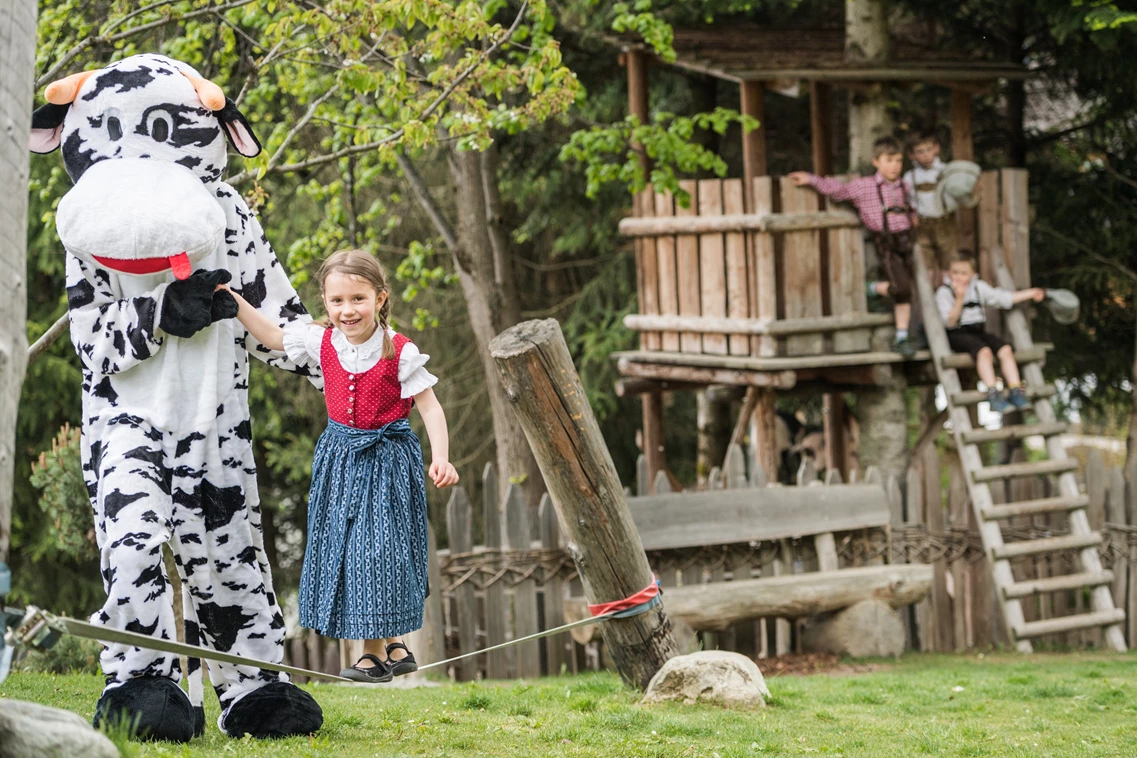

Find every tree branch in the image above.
[233,1,530,179]
[228,83,341,184]
[396,152,459,251]
[1034,223,1137,284]
[36,0,257,88]
[27,312,71,366]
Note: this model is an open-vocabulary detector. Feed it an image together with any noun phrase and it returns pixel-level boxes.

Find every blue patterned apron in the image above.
[298,418,428,639]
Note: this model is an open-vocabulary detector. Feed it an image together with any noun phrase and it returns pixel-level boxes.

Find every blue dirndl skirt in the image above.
[298,418,429,639]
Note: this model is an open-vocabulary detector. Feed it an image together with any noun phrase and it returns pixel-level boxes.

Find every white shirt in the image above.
[935,277,1014,328]
[903,157,945,218]
[282,322,438,398]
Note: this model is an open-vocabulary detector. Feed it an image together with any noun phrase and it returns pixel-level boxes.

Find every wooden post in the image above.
[810,81,833,177]
[482,463,509,679]
[950,89,976,253]
[642,391,665,494]
[446,487,479,681]
[540,494,569,675]
[740,81,767,198]
[490,319,681,688]
[505,483,541,678]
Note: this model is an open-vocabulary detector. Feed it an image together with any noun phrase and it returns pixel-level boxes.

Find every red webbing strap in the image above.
[588,578,661,617]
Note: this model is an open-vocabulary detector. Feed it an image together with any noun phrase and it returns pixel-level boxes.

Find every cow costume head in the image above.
[31,54,260,280]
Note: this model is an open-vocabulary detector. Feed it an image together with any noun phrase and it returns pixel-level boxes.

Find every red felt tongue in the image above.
[169,252,192,280]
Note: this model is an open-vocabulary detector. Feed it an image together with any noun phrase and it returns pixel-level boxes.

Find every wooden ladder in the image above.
[913,247,1126,652]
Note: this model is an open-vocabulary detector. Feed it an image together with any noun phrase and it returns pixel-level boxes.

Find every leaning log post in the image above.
[490,319,681,688]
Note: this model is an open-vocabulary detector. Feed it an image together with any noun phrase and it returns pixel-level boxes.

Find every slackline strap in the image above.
[5,584,665,681]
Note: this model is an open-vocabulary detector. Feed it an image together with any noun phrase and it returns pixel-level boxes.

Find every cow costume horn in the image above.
[44,69,97,104]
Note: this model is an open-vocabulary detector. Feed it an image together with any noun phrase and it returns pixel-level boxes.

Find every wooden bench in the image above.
[566,483,932,647]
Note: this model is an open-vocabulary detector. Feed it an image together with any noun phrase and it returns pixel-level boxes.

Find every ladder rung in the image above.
[1004,571,1114,599]
[981,495,1090,520]
[973,458,1077,482]
[993,533,1103,560]
[962,422,1067,445]
[1014,609,1126,640]
[941,345,1049,370]
[951,383,1056,407]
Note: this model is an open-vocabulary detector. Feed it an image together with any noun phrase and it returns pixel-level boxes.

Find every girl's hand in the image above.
[215,283,231,293]
[429,460,459,489]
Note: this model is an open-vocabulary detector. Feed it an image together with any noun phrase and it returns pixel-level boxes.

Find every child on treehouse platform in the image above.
[789,136,920,358]
[222,249,459,683]
[936,254,1046,413]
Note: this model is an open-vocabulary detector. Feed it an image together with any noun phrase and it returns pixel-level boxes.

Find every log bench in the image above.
[565,484,932,651]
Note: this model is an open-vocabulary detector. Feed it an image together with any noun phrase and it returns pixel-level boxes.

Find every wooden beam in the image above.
[824,394,848,479]
[490,319,681,687]
[618,358,796,389]
[732,67,1029,82]
[642,391,666,494]
[615,377,703,397]
[740,80,766,194]
[623,311,893,336]
[613,348,927,371]
[618,210,861,237]
[625,565,933,630]
[810,81,833,176]
[754,389,778,483]
[627,49,649,163]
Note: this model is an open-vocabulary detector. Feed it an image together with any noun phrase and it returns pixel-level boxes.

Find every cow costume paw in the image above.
[93,676,198,743]
[219,682,323,739]
[159,268,235,338]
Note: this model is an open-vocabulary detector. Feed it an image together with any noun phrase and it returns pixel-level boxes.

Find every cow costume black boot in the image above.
[93,676,197,743]
[220,682,323,739]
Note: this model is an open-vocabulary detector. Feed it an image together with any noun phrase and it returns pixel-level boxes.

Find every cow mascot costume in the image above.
[30,54,324,742]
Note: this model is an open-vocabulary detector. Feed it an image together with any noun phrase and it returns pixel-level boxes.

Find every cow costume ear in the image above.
[31,69,98,154]
[30,102,70,153]
[216,98,261,158]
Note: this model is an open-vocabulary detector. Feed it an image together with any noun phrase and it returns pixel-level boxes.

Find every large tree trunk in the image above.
[1126,311,1137,478]
[846,1,908,481]
[845,0,892,171]
[445,146,542,503]
[0,0,35,567]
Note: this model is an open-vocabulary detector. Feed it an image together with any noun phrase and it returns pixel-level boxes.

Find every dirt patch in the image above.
[755,652,892,678]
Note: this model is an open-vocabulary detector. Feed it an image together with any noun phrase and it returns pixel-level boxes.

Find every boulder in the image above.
[0,699,118,758]
[642,651,770,708]
[801,598,906,658]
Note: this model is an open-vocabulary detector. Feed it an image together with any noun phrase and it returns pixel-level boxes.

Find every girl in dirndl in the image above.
[223,249,459,682]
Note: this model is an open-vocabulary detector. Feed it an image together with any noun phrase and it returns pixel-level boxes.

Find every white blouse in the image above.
[282,322,438,398]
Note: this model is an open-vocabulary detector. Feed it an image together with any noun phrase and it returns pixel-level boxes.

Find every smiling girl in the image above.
[222,249,458,683]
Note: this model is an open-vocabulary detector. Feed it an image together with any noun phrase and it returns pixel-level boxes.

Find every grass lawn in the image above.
[3,652,1137,757]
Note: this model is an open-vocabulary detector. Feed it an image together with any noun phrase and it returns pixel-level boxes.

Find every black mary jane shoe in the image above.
[385,642,418,677]
[339,654,394,683]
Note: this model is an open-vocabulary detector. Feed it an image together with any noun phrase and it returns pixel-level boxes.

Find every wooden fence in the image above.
[283,444,1137,681]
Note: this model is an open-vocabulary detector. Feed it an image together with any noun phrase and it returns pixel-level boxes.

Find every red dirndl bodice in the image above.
[321,328,414,429]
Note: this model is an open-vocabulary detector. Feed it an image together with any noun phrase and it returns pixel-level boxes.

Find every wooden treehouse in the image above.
[611,22,1129,652]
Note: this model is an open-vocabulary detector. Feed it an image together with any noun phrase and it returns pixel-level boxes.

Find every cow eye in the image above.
[145,109,173,143]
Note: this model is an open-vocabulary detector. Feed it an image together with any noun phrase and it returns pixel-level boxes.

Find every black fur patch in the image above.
[93,376,119,405]
[175,431,207,458]
[67,278,96,309]
[103,488,148,521]
[235,269,266,309]
[195,601,256,652]
[83,65,157,101]
[174,477,246,531]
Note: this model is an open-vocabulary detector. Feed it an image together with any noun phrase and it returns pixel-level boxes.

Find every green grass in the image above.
[4,652,1137,757]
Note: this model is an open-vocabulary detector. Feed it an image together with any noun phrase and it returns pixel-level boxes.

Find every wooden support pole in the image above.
[626,49,650,163]
[951,89,976,252]
[490,320,681,687]
[740,80,767,200]
[642,391,666,494]
[810,81,833,177]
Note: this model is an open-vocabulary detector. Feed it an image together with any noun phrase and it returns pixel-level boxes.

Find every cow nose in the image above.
[107,116,123,141]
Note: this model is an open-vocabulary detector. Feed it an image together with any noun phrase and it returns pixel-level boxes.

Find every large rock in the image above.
[642,651,770,708]
[801,598,906,658]
[0,699,118,758]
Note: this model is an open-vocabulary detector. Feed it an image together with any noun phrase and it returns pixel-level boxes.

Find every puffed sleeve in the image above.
[398,340,438,398]
[282,321,325,369]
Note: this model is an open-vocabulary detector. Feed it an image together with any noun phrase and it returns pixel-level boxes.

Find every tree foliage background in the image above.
[13,0,1137,617]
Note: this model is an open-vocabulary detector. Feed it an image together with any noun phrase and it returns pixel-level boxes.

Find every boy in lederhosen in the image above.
[789,136,919,357]
[903,131,957,287]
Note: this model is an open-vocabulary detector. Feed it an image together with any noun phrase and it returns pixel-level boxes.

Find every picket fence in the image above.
[283,446,1137,681]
